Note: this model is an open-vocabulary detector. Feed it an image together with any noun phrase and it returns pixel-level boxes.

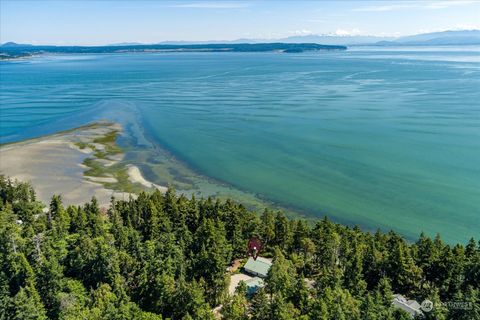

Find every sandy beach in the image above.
[0,122,166,207]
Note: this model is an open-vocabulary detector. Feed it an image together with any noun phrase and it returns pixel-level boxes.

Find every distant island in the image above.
[0,42,346,60]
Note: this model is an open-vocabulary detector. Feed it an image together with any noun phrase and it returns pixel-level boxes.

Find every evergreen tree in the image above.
[192,218,231,305]
[343,238,366,296]
[35,249,63,318]
[250,287,270,320]
[48,195,70,238]
[171,279,214,320]
[270,294,299,320]
[308,298,329,320]
[387,238,422,294]
[320,286,361,320]
[259,209,275,248]
[0,272,11,320]
[266,248,296,298]
[222,281,248,320]
[291,273,311,313]
[273,212,292,251]
[12,284,47,320]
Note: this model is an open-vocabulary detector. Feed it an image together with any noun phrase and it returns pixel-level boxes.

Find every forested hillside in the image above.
[0,176,478,319]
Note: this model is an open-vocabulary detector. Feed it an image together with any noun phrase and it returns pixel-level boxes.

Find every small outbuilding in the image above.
[244,277,265,296]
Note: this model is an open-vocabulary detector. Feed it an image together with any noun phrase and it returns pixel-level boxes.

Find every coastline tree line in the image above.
[0,176,479,319]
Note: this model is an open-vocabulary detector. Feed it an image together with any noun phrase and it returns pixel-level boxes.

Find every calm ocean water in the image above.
[1,47,479,243]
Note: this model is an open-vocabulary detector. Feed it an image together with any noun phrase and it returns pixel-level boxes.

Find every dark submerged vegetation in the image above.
[0,176,478,319]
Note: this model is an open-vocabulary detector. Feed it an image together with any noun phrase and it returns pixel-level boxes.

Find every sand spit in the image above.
[127,165,168,193]
[0,122,161,207]
[86,176,118,184]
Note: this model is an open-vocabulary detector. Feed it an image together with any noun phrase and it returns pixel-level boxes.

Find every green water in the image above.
[1,47,479,243]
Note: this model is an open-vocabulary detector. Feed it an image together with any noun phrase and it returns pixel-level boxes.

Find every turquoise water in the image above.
[1,47,479,243]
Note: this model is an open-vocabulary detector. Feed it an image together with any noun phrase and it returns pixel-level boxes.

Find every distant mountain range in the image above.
[158,35,394,46]
[157,30,480,46]
[376,30,480,46]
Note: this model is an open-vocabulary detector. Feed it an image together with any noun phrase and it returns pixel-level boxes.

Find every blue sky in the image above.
[1,0,479,45]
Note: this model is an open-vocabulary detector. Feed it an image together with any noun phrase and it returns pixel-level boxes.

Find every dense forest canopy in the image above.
[0,175,478,319]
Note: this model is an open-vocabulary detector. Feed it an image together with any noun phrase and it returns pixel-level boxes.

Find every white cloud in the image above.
[169,2,249,9]
[333,28,362,36]
[300,18,329,23]
[424,0,476,9]
[290,29,314,36]
[354,0,476,12]
[353,4,412,12]
[452,24,480,30]
[416,24,480,34]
